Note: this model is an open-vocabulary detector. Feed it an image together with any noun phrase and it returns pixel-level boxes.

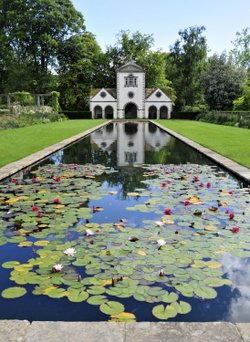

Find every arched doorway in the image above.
[160,106,168,119]
[94,106,102,119]
[124,103,137,119]
[148,106,157,119]
[105,106,114,119]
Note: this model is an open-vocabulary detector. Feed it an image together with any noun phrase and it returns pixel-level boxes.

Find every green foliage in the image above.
[201,53,245,110]
[167,26,208,109]
[10,92,34,106]
[233,72,250,110]
[50,91,60,113]
[197,111,250,128]
[230,27,250,70]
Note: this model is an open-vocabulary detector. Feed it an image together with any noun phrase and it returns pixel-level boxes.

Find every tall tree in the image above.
[0,0,85,92]
[57,32,102,109]
[233,70,250,110]
[230,28,250,70]
[167,26,208,109]
[201,53,245,110]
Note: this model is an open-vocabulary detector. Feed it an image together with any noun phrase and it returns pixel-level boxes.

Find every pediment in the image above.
[117,62,144,73]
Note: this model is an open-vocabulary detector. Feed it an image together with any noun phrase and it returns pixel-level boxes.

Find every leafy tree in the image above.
[57,32,102,109]
[167,26,208,109]
[0,0,85,92]
[233,71,250,110]
[230,28,250,70]
[201,53,245,110]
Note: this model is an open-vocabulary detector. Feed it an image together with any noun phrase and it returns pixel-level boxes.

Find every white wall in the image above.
[90,88,117,118]
[117,72,145,119]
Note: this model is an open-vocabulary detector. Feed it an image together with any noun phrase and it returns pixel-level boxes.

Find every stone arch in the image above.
[94,106,103,119]
[160,106,168,119]
[105,105,114,119]
[148,105,157,119]
[124,102,137,119]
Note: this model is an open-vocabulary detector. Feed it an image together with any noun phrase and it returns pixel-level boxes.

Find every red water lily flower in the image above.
[206,182,211,188]
[229,213,235,220]
[54,177,61,182]
[183,200,190,206]
[10,179,18,183]
[199,182,204,187]
[31,178,37,183]
[225,209,230,214]
[51,186,57,189]
[162,182,168,187]
[37,212,43,218]
[71,164,78,170]
[232,227,239,233]
[53,198,60,204]
[164,208,172,215]
[32,206,39,211]
[193,176,199,182]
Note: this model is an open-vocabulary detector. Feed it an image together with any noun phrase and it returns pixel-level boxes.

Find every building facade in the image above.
[90,62,173,119]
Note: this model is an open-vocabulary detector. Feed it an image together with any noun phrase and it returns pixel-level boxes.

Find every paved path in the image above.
[1,321,250,342]
[154,121,250,184]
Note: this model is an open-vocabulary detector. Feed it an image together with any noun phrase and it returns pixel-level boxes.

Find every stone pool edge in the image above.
[1,321,250,341]
[0,121,111,181]
[153,121,250,184]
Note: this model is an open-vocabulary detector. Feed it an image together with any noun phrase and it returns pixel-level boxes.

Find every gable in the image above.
[117,62,144,73]
[145,88,173,102]
[90,88,117,102]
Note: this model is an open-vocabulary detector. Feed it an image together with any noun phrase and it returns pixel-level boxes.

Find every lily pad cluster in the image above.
[0,162,249,321]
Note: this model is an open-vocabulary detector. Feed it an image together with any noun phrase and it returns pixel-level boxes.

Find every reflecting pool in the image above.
[0,122,249,322]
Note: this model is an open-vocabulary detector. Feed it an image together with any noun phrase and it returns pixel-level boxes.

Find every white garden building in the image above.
[90,61,173,119]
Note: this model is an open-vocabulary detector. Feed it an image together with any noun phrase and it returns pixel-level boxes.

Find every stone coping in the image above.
[153,121,250,184]
[1,321,250,342]
[0,122,110,181]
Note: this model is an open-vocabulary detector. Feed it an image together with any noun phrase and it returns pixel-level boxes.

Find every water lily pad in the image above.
[100,301,125,315]
[87,295,108,305]
[152,304,178,320]
[2,286,27,299]
[2,261,20,269]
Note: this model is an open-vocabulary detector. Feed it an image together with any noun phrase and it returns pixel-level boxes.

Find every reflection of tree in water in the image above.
[99,166,150,200]
[145,138,211,165]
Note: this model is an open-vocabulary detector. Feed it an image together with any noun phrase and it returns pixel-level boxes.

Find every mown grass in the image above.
[157,120,250,168]
[0,120,105,167]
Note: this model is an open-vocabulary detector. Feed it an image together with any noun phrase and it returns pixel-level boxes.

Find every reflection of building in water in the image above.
[91,123,117,154]
[91,122,172,167]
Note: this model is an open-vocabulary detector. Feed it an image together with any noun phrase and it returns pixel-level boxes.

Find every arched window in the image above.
[160,106,168,119]
[105,106,114,119]
[94,106,102,119]
[148,106,157,119]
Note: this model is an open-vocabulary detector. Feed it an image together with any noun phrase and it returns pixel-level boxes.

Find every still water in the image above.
[0,122,249,322]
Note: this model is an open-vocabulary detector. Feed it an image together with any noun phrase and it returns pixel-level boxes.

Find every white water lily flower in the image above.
[64,247,77,257]
[53,264,63,272]
[85,229,94,236]
[155,221,164,227]
[157,239,166,247]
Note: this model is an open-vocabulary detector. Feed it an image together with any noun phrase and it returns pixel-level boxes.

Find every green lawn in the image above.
[157,120,250,168]
[0,120,105,167]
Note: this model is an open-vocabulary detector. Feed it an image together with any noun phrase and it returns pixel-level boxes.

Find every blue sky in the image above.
[71,0,249,55]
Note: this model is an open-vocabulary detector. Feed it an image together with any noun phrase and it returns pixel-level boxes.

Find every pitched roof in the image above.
[90,88,117,99]
[145,88,156,99]
[117,61,144,73]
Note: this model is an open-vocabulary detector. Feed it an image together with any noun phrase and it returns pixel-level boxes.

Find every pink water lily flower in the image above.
[54,177,61,182]
[164,208,172,215]
[193,176,199,182]
[232,227,239,233]
[199,182,204,187]
[225,209,230,214]
[32,178,37,183]
[206,182,211,188]
[162,182,168,187]
[229,213,235,220]
[53,198,60,204]
[10,179,18,183]
[36,212,43,218]
[32,206,39,211]
[183,200,190,206]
